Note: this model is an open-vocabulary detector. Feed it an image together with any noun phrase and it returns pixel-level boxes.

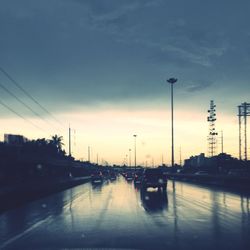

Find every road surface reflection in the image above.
[0,176,250,249]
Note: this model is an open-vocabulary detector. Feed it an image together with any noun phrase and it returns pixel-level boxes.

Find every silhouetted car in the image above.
[109,172,117,181]
[194,171,209,176]
[125,171,134,181]
[101,170,110,180]
[141,168,167,190]
[91,171,103,184]
[227,169,250,177]
[140,189,168,213]
[134,171,143,185]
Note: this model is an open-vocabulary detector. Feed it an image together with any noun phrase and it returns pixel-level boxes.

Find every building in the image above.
[4,134,28,145]
[184,153,206,168]
[184,152,241,172]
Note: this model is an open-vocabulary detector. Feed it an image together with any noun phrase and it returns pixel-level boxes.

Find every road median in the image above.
[0,176,91,213]
[166,173,250,189]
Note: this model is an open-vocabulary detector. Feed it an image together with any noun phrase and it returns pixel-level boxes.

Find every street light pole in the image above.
[167,78,177,167]
[129,148,131,167]
[88,146,90,162]
[69,124,71,157]
[221,130,224,154]
[133,134,137,170]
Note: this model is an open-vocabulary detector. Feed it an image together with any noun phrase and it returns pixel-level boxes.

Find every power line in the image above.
[0,82,57,129]
[0,99,47,133]
[0,66,64,127]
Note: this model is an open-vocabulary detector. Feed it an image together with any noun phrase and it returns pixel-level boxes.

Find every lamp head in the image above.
[167,78,178,84]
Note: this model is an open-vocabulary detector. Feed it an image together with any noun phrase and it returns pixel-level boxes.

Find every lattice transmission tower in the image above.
[207,100,218,157]
[238,102,250,161]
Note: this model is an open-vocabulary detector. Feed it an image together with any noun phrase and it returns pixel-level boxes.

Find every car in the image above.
[176,169,184,174]
[101,170,110,180]
[134,171,143,185]
[125,171,134,181]
[91,171,103,184]
[227,169,250,177]
[194,171,209,176]
[109,171,117,181]
[141,168,167,190]
[140,188,168,212]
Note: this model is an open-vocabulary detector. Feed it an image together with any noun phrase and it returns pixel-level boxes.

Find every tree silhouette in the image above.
[50,135,64,151]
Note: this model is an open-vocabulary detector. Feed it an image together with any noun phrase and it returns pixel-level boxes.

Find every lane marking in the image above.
[0,216,52,249]
[1,184,91,248]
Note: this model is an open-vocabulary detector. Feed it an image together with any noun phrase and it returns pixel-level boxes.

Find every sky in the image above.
[0,0,250,165]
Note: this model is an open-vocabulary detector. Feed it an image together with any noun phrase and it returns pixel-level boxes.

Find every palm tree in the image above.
[50,135,64,151]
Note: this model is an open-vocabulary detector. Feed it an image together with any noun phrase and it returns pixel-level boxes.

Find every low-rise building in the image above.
[4,134,28,145]
[184,153,241,172]
[184,153,206,168]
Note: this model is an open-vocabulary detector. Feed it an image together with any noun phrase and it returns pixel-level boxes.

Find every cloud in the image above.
[0,0,250,113]
[186,81,214,93]
[74,0,228,67]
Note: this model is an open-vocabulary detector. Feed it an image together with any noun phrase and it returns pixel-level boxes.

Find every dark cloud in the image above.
[74,1,229,68]
[186,81,214,93]
[0,0,249,115]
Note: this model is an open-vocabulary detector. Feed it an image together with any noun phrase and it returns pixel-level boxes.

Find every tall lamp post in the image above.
[167,78,178,167]
[133,134,137,170]
[69,125,71,157]
[129,148,132,167]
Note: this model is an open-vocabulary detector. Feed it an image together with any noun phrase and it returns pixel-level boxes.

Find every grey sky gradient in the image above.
[0,0,250,116]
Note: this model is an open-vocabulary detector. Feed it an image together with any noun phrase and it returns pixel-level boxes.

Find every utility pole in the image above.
[97,153,99,165]
[244,103,247,161]
[129,149,132,167]
[88,146,90,162]
[69,124,71,156]
[167,78,177,167]
[133,134,137,170]
[239,105,242,160]
[221,130,224,154]
[179,146,182,166]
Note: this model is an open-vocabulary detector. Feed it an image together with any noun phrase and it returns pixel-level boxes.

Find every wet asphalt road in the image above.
[0,176,250,250]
